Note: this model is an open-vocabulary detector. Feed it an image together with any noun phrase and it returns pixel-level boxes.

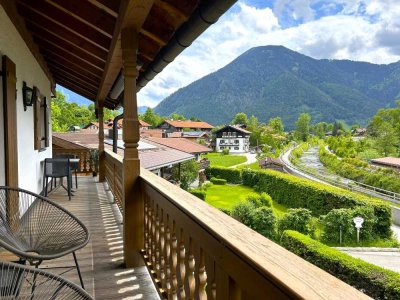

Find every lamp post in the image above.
[353,216,364,243]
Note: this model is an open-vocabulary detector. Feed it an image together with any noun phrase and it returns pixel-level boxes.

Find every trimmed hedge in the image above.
[210,177,227,185]
[281,230,400,299]
[242,169,392,238]
[189,189,206,200]
[205,167,241,184]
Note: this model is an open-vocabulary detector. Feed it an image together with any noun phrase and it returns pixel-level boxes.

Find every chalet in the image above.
[259,157,286,172]
[215,125,251,153]
[0,0,369,298]
[159,120,214,132]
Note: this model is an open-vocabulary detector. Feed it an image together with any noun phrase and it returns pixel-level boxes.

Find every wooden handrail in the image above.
[139,168,370,299]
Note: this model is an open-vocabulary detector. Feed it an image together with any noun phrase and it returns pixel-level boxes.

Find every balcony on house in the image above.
[0,0,372,299]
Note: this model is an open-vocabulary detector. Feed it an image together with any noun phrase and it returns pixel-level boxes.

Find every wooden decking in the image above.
[0,176,160,300]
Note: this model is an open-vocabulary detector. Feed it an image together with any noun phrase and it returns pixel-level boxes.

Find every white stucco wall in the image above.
[216,137,249,153]
[0,6,52,193]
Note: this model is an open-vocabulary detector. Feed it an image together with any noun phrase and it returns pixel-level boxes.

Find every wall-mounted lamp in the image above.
[22,81,37,111]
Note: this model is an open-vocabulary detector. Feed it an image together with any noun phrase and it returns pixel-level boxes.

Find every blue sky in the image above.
[59,0,400,107]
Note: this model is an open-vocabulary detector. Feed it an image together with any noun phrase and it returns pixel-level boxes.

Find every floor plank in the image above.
[0,177,160,300]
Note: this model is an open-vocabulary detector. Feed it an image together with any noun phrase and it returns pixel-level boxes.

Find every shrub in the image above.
[278,208,313,235]
[189,189,206,200]
[281,230,400,299]
[210,177,227,185]
[246,192,272,208]
[245,169,391,238]
[251,207,276,239]
[231,201,254,227]
[205,167,242,184]
[322,208,354,244]
[222,148,230,155]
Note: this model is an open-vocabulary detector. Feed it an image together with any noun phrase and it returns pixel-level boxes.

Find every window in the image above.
[34,93,49,151]
[220,146,224,150]
[234,139,239,144]
[234,147,239,150]
[220,139,225,144]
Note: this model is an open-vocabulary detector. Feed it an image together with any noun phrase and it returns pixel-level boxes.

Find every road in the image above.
[229,153,257,168]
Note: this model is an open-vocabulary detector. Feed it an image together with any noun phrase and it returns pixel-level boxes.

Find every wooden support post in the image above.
[98,103,105,182]
[121,27,143,267]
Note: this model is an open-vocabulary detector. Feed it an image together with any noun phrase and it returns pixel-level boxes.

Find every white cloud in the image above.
[137,1,400,108]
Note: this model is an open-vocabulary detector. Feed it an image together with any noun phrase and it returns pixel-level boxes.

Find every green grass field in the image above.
[237,162,261,170]
[205,184,288,217]
[201,153,247,167]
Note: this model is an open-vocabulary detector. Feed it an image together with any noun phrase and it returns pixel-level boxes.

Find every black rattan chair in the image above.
[43,158,72,200]
[0,261,93,299]
[54,154,79,189]
[0,187,90,289]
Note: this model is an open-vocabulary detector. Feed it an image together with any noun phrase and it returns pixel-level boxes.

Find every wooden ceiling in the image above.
[2,0,201,108]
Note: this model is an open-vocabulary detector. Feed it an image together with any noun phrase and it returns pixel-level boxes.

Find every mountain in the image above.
[154,46,400,128]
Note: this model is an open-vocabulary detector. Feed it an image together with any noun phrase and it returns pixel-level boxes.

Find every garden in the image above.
[188,166,400,298]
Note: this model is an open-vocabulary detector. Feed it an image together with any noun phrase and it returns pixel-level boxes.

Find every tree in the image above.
[332,121,344,136]
[142,108,162,127]
[172,160,199,190]
[231,112,248,125]
[294,113,311,141]
[170,113,186,121]
[268,117,284,133]
[375,121,396,156]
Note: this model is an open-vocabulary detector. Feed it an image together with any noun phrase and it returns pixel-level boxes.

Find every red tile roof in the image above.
[145,137,212,154]
[371,157,400,168]
[139,120,151,127]
[164,120,214,129]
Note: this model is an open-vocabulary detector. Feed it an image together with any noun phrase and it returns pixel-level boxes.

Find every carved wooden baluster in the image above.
[147,199,154,266]
[155,205,161,282]
[205,255,216,300]
[144,194,149,257]
[159,208,166,288]
[184,238,196,300]
[79,151,84,172]
[163,215,171,296]
[197,248,207,300]
[168,221,178,299]
[151,200,157,269]
[176,229,186,299]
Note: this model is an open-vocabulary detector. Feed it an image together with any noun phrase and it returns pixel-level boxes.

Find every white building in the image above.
[215,125,251,153]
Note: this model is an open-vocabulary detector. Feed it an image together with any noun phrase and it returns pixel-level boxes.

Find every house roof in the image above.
[139,120,151,127]
[259,157,285,167]
[215,125,251,135]
[181,131,210,138]
[145,137,212,154]
[7,1,236,108]
[371,157,400,168]
[163,120,214,129]
[52,133,194,170]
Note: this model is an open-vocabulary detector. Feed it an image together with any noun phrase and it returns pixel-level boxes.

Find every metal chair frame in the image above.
[54,154,79,189]
[43,158,73,200]
[0,186,90,289]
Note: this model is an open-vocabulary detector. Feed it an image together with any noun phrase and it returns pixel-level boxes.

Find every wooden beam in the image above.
[140,28,167,46]
[33,35,106,70]
[50,65,98,90]
[45,0,116,37]
[96,0,155,102]
[87,0,120,18]
[54,73,98,95]
[49,66,99,91]
[26,20,108,62]
[0,0,54,86]
[154,0,189,23]
[98,103,106,182]
[55,78,96,100]
[18,1,111,51]
[41,50,104,78]
[45,57,102,83]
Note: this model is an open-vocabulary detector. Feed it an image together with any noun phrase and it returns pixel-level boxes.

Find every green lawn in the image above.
[205,184,288,217]
[237,162,261,170]
[201,153,247,167]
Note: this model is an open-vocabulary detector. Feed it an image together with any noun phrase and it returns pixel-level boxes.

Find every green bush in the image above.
[281,230,400,299]
[205,167,242,184]
[246,192,272,207]
[210,177,227,185]
[322,208,355,244]
[231,201,254,227]
[242,169,391,238]
[251,207,276,239]
[278,208,313,235]
[189,189,206,200]
[222,148,230,155]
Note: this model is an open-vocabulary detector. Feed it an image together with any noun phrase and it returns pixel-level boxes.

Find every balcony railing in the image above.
[103,149,369,299]
[104,150,124,212]
[53,148,94,173]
